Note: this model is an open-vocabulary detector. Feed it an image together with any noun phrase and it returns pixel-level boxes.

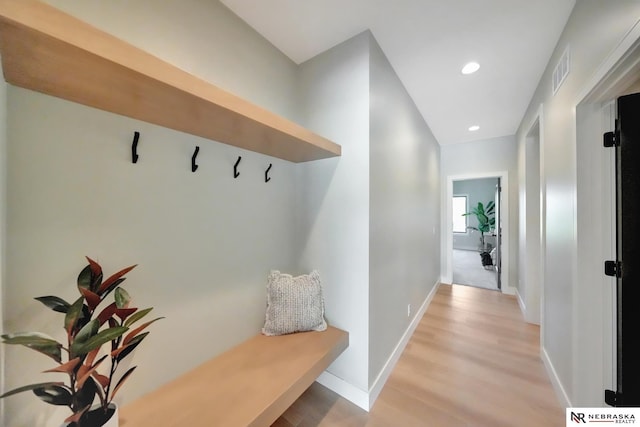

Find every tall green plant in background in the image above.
[1,257,163,426]
[463,201,496,251]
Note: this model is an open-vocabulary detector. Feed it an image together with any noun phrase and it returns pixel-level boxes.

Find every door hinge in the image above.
[604,131,618,147]
[605,389,621,407]
[605,260,621,277]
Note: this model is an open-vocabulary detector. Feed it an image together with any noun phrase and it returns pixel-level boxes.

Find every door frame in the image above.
[573,18,640,406]
[444,170,513,294]
[519,105,544,327]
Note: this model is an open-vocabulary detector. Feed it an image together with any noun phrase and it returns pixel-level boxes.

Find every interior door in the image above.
[494,181,501,290]
[606,92,640,407]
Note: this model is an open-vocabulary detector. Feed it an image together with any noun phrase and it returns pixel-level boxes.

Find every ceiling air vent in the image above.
[552,46,570,95]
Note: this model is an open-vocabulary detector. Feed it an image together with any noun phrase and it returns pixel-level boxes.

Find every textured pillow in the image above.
[262,270,327,336]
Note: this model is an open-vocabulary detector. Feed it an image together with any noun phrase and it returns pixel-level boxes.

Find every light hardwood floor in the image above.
[273,284,565,427]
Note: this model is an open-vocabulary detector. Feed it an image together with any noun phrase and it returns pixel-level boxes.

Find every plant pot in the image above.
[62,403,118,427]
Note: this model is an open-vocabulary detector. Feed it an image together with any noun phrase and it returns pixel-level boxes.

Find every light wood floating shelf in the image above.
[121,327,349,426]
[0,0,341,163]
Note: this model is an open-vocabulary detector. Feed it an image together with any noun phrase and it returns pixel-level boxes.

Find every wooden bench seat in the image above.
[120,326,349,427]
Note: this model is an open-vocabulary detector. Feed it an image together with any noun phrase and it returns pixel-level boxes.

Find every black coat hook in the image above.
[234,156,241,178]
[191,146,200,172]
[132,131,140,163]
[265,163,272,183]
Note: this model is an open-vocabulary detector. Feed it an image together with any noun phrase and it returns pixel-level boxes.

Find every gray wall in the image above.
[368,34,440,387]
[452,178,498,251]
[516,0,640,406]
[3,1,301,425]
[295,33,372,397]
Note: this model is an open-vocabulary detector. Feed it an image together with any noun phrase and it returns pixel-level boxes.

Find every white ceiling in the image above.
[219,0,575,145]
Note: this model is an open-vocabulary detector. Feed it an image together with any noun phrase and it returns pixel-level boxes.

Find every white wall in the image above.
[515,0,640,406]
[2,1,302,425]
[452,178,499,251]
[440,135,518,290]
[42,0,299,122]
[295,32,371,404]
[368,34,440,389]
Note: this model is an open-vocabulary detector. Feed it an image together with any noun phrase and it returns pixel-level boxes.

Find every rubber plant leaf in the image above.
[74,319,100,348]
[114,287,131,309]
[124,307,153,328]
[64,404,91,424]
[76,377,99,415]
[97,302,117,326]
[64,297,85,335]
[110,366,137,401]
[115,307,138,322]
[1,332,62,363]
[76,356,106,389]
[0,381,64,399]
[92,372,110,389]
[71,326,128,356]
[123,318,163,346]
[33,384,73,406]
[98,264,137,294]
[43,357,81,374]
[78,287,101,311]
[34,296,70,313]
[78,262,103,294]
[114,332,148,362]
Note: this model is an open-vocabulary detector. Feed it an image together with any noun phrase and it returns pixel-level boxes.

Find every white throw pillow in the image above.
[262,270,327,336]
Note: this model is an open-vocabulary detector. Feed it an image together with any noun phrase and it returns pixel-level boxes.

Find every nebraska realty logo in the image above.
[567,408,639,425]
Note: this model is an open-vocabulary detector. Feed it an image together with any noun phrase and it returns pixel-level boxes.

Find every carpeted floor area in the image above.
[452,248,498,290]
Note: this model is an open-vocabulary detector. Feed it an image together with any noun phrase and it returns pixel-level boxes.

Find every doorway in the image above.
[452,177,501,290]
[520,111,543,326]
[444,171,512,294]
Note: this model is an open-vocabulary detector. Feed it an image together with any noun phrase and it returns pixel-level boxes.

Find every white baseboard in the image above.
[542,346,572,408]
[368,280,440,408]
[501,285,517,296]
[316,371,369,411]
[317,281,441,412]
[516,287,526,316]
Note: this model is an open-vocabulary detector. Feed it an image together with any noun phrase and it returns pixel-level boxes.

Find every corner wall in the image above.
[295,32,371,404]
[368,34,440,390]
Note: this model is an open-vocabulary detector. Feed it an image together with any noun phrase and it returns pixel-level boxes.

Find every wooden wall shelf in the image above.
[0,0,341,163]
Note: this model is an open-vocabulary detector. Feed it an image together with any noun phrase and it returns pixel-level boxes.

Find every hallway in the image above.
[274,284,564,426]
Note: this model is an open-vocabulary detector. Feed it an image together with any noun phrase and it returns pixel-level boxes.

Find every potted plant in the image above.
[463,201,496,267]
[1,257,162,427]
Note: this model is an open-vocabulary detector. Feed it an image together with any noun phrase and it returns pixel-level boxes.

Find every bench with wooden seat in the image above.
[120,326,348,427]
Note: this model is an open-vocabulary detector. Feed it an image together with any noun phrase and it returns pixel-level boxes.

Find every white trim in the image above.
[368,281,439,408]
[577,18,640,104]
[444,171,512,294]
[316,371,370,411]
[520,105,544,328]
[542,346,572,409]
[516,287,526,317]
[317,281,441,411]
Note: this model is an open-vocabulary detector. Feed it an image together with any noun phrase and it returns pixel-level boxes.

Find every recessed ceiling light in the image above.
[469,125,480,131]
[461,62,480,75]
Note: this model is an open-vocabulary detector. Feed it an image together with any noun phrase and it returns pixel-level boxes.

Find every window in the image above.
[452,195,467,233]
